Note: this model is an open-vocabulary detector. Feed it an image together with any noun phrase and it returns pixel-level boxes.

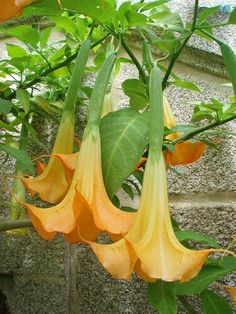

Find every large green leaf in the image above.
[100,108,149,198]
[148,281,177,314]
[3,25,40,48]
[61,0,116,23]
[198,6,220,23]
[23,0,62,16]
[0,144,34,174]
[200,290,233,314]
[176,257,236,296]
[220,43,236,97]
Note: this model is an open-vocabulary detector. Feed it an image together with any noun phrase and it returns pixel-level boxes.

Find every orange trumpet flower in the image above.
[0,0,32,22]
[89,153,226,282]
[163,96,206,166]
[22,126,135,241]
[21,114,75,204]
[224,286,236,303]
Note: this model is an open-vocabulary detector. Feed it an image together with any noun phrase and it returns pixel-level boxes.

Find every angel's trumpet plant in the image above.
[163,96,206,166]
[0,0,32,22]
[88,66,229,282]
[21,53,136,241]
[21,40,90,204]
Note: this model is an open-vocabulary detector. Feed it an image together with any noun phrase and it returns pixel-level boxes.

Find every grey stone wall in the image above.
[1,2,236,313]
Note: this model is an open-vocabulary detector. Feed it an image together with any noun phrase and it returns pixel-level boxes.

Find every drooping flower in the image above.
[163,96,206,166]
[21,113,75,204]
[21,40,90,204]
[22,126,136,241]
[0,0,32,22]
[87,66,227,283]
[21,52,136,241]
[89,153,219,282]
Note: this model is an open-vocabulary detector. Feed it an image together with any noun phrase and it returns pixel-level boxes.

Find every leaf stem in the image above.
[121,37,148,86]
[172,113,236,145]
[162,0,199,90]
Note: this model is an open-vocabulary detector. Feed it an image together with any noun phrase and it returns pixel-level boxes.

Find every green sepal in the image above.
[149,65,164,159]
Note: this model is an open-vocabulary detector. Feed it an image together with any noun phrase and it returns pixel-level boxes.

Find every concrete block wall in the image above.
[1,1,236,313]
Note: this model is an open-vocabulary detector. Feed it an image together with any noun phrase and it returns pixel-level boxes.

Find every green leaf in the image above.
[23,0,62,16]
[176,256,236,296]
[171,125,198,134]
[152,10,184,33]
[100,109,149,198]
[148,281,177,314]
[140,0,171,12]
[200,290,233,314]
[6,44,27,58]
[220,43,236,97]
[50,16,77,35]
[0,144,34,174]
[125,10,148,26]
[174,79,201,93]
[31,96,50,113]
[0,100,13,114]
[61,0,116,23]
[16,89,31,114]
[175,230,219,248]
[122,79,148,110]
[40,27,53,48]
[0,121,18,132]
[228,8,236,24]
[198,6,220,23]
[3,25,40,48]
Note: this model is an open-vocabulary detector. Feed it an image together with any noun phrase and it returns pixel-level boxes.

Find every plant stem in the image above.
[162,0,199,90]
[0,218,32,232]
[195,22,229,29]
[172,113,236,145]
[7,34,110,100]
[121,37,148,86]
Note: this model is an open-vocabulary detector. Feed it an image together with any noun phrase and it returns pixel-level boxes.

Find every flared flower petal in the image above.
[22,126,135,241]
[0,0,31,22]
[90,154,222,282]
[21,114,75,204]
[164,141,206,166]
[74,128,136,235]
[163,96,206,166]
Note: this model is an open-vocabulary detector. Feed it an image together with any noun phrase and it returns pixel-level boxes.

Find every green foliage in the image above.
[100,109,149,198]
[148,281,177,314]
[200,290,233,314]
[122,79,148,110]
[176,257,236,295]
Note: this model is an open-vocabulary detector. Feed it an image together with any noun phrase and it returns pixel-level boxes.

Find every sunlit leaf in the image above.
[122,79,148,110]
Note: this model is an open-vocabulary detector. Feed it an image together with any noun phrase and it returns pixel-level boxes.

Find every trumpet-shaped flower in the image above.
[89,153,224,282]
[163,97,206,166]
[21,39,90,204]
[21,114,74,204]
[0,0,32,22]
[22,126,136,241]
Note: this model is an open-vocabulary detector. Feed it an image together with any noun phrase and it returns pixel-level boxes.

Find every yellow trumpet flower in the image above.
[90,153,222,282]
[0,0,32,22]
[163,96,206,166]
[21,114,74,204]
[22,126,135,241]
